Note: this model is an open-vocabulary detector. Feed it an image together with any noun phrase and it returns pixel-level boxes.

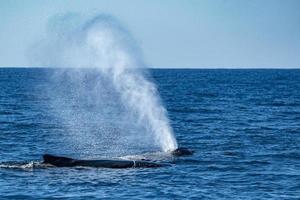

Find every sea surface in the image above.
[0,68,299,199]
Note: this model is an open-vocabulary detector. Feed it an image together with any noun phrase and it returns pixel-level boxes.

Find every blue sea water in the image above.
[0,68,299,199]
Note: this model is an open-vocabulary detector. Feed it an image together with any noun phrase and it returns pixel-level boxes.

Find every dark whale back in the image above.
[42,147,193,168]
[43,154,166,168]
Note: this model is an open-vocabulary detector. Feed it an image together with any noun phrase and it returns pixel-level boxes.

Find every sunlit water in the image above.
[0,69,299,199]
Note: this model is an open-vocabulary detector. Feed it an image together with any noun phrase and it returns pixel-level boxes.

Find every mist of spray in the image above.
[31,14,177,156]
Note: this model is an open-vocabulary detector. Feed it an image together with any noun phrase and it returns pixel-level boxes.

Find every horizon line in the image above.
[0,66,300,69]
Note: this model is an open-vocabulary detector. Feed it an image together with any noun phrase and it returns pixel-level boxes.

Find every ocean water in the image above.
[0,68,299,199]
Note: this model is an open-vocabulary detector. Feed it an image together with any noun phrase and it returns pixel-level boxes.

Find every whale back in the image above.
[42,154,166,168]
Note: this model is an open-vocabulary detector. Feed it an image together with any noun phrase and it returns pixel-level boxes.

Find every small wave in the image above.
[0,110,23,115]
[0,161,45,169]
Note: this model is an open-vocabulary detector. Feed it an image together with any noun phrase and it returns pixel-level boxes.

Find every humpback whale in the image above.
[43,148,193,168]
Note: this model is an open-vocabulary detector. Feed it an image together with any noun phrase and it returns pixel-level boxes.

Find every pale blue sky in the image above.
[0,0,299,68]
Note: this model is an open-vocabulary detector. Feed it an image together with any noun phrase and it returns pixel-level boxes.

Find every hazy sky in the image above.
[0,0,299,68]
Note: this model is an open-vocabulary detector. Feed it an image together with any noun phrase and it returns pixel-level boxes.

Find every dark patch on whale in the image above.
[171,147,194,156]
